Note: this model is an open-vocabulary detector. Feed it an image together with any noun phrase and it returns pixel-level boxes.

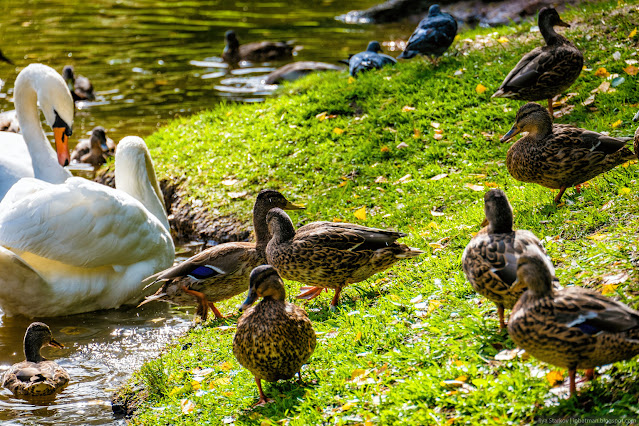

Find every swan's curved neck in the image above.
[14,74,70,184]
[115,148,170,233]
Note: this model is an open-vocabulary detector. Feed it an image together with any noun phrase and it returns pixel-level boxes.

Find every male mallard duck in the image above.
[222,30,295,65]
[345,41,397,76]
[398,4,457,62]
[2,322,69,398]
[141,190,304,321]
[265,208,423,309]
[501,102,636,204]
[0,49,13,65]
[233,265,316,406]
[263,61,344,85]
[509,255,639,397]
[462,189,557,330]
[492,7,583,116]
[62,65,95,101]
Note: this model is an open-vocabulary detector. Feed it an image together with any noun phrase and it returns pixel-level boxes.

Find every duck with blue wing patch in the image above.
[141,190,304,321]
[508,256,639,397]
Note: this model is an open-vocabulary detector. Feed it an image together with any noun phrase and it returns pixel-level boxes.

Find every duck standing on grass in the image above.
[345,41,397,76]
[508,256,639,398]
[233,265,316,406]
[398,4,457,63]
[222,30,295,65]
[265,207,423,310]
[492,7,583,117]
[2,322,69,398]
[500,102,636,204]
[141,190,304,321]
[462,189,557,330]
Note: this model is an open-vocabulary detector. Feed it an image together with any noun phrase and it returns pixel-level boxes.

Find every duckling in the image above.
[398,4,457,63]
[0,49,14,65]
[345,41,397,76]
[265,208,423,310]
[141,190,304,321]
[501,102,636,204]
[2,322,69,398]
[62,65,95,101]
[263,61,344,85]
[222,30,295,65]
[462,189,557,330]
[492,7,583,116]
[233,265,316,406]
[509,255,639,397]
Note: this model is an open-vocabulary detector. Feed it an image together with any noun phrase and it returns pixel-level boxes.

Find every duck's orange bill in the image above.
[49,338,64,349]
[53,127,70,167]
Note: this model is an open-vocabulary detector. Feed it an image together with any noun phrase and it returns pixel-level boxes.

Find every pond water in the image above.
[0,0,412,144]
[0,0,414,424]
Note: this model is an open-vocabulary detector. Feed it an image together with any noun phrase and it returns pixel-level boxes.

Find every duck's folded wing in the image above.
[155,243,251,281]
[554,288,639,334]
[499,47,546,89]
[295,223,405,251]
[561,127,632,154]
[0,177,171,268]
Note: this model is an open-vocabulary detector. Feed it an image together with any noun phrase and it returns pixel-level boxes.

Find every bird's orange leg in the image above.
[330,287,343,310]
[548,98,554,117]
[497,305,506,331]
[554,187,568,204]
[208,302,227,320]
[569,369,577,397]
[254,378,274,406]
[181,285,210,321]
[296,286,325,300]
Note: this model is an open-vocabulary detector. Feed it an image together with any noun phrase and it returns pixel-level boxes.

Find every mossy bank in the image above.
[120,1,639,424]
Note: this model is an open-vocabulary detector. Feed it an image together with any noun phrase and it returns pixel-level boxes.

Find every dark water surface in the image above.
[0,0,413,424]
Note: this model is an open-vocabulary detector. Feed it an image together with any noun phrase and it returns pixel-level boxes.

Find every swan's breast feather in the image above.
[0,177,172,268]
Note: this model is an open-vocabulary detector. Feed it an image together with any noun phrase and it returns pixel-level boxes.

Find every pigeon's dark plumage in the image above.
[398,4,457,60]
[347,41,397,76]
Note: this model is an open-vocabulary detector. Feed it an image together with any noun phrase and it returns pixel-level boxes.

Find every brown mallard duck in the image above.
[501,102,636,204]
[462,189,557,330]
[492,7,583,116]
[141,190,303,321]
[233,265,316,406]
[62,65,95,101]
[2,322,69,398]
[71,127,109,177]
[265,208,424,310]
[509,255,639,397]
[222,30,295,65]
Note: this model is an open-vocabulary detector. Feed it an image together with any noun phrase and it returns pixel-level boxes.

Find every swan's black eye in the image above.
[53,110,73,136]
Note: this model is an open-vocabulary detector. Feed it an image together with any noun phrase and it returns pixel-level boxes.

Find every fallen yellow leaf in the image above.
[191,380,201,391]
[624,65,639,76]
[619,187,631,195]
[413,128,421,138]
[341,402,356,411]
[455,375,468,382]
[629,28,637,39]
[380,146,390,152]
[354,206,366,221]
[464,183,484,191]
[426,221,438,229]
[348,76,355,84]
[427,300,442,315]
[316,111,327,121]
[546,370,564,386]
[226,111,233,117]
[612,119,622,128]
[594,67,610,78]
[338,181,347,187]
[180,399,196,415]
[475,84,487,94]
[601,283,619,295]
[497,36,509,43]
[218,361,233,372]
[354,331,362,342]
[333,127,344,135]
[402,105,416,112]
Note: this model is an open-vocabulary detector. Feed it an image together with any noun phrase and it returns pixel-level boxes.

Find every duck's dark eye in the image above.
[53,110,73,136]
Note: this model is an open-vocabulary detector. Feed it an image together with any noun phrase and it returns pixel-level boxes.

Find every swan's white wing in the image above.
[0,177,173,268]
[0,132,34,200]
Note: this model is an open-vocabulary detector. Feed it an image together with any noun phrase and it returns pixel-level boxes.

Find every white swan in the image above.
[0,136,175,317]
[0,64,74,200]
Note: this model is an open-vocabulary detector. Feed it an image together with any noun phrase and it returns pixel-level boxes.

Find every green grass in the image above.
[129,1,639,424]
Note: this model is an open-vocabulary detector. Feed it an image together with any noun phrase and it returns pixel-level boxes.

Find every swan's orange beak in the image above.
[53,127,70,167]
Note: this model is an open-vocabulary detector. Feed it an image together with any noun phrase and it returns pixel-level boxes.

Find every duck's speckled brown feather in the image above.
[2,360,69,397]
[233,299,316,382]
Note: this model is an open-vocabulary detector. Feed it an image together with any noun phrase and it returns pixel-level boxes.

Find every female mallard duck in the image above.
[265,208,423,310]
[2,322,69,398]
[71,126,116,160]
[141,190,303,321]
[398,4,457,62]
[501,102,636,204]
[233,265,316,406]
[62,65,95,101]
[345,41,397,76]
[492,7,583,116]
[508,255,639,397]
[462,189,557,330]
[70,126,108,176]
[222,30,295,65]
